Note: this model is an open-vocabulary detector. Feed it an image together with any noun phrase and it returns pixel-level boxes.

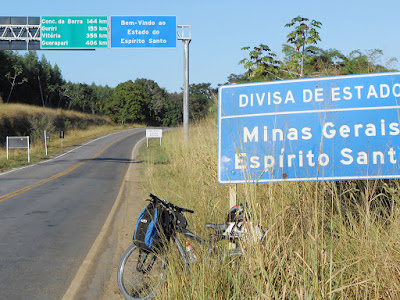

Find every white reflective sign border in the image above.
[218,72,400,184]
[146,129,162,138]
[110,16,176,48]
[7,136,29,149]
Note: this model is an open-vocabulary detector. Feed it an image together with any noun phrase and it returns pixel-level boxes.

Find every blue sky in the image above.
[3,0,399,92]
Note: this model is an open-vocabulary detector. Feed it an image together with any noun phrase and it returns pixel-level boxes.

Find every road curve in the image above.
[0,128,145,300]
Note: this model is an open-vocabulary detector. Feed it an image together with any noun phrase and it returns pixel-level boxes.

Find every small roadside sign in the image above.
[6,136,30,162]
[146,129,162,147]
[60,131,64,148]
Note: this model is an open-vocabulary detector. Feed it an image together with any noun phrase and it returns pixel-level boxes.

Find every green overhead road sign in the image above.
[40,16,108,49]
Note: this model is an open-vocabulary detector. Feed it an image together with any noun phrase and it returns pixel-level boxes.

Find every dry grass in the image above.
[140,115,400,299]
[0,103,108,121]
[0,104,141,172]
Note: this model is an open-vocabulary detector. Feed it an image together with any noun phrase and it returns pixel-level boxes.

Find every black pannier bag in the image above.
[133,201,170,251]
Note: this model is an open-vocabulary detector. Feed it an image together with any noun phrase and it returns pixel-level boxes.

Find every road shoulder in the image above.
[99,160,146,299]
[62,138,146,300]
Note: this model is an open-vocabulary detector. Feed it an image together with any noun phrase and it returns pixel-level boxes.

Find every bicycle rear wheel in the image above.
[117,244,167,300]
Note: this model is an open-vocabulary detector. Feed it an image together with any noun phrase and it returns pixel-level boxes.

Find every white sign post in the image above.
[44,130,47,156]
[43,130,51,156]
[146,129,163,147]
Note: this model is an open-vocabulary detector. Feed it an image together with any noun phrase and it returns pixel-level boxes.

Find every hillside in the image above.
[0,104,110,145]
[0,104,134,172]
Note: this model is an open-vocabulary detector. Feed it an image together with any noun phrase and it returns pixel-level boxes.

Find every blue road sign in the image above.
[218,72,400,184]
[110,16,176,48]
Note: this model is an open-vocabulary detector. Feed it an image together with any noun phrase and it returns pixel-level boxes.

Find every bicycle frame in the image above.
[117,194,266,300]
[140,194,264,271]
[170,221,203,272]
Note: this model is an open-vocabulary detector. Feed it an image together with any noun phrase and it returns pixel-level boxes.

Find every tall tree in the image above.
[5,64,27,103]
[163,92,183,126]
[133,78,168,125]
[22,51,41,106]
[284,16,322,77]
[90,83,114,115]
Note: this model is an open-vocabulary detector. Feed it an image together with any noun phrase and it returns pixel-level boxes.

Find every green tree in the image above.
[22,51,41,106]
[225,73,248,85]
[91,83,114,114]
[133,78,168,125]
[239,44,282,81]
[104,80,152,124]
[284,16,322,77]
[79,84,96,114]
[61,83,90,112]
[163,92,183,126]
[46,63,63,107]
[189,83,213,120]
[339,49,396,75]
[307,48,347,76]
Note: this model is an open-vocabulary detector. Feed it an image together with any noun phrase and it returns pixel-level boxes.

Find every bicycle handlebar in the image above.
[148,193,194,214]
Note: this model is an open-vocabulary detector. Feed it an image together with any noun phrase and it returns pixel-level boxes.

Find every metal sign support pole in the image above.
[182,39,190,143]
[229,184,237,250]
[177,25,191,144]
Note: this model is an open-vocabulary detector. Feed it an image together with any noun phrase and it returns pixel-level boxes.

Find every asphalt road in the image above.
[0,128,146,300]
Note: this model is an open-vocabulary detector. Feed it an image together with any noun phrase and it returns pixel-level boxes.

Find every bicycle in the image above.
[117,193,265,300]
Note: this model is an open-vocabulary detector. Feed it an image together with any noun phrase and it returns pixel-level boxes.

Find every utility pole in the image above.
[177,25,191,144]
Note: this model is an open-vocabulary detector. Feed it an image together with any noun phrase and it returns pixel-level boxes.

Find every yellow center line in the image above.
[0,131,143,203]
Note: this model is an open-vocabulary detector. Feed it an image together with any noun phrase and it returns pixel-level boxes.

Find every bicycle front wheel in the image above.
[117,244,167,300]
